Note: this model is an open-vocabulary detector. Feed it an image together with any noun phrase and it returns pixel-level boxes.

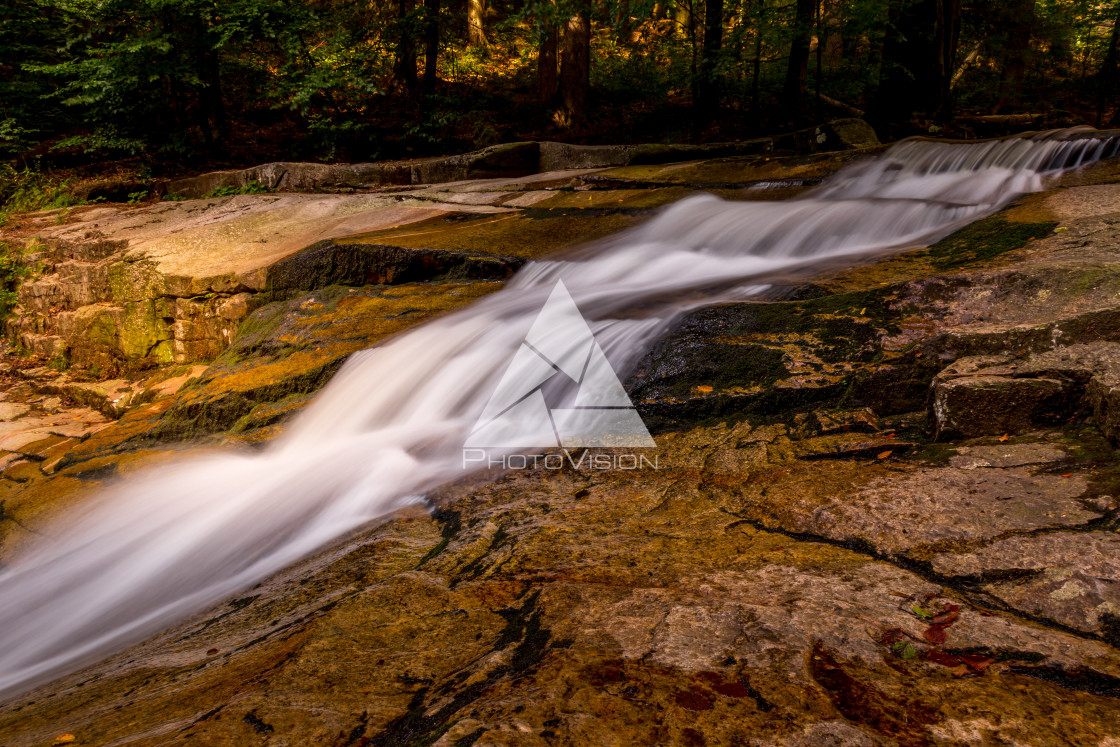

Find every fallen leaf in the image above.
[1061,473,1072,478]
[926,650,962,667]
[877,450,893,459]
[207,648,219,655]
[673,689,713,711]
[998,433,1010,442]
[53,737,76,745]
[931,609,959,626]
[923,624,948,645]
[713,682,752,698]
[912,605,934,620]
[695,385,713,394]
[891,640,918,659]
[882,627,906,644]
[958,654,993,672]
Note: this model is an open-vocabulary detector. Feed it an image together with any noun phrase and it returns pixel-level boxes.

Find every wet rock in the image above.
[932,371,1069,439]
[799,466,1097,556]
[932,343,1120,441]
[948,442,1069,469]
[265,241,522,292]
[4,454,1120,746]
[7,146,1120,747]
[143,282,501,442]
[932,532,1120,638]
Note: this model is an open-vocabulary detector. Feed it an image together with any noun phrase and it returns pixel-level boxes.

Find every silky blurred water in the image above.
[0,129,1115,700]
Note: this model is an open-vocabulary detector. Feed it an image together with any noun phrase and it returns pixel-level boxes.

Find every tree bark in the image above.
[996,0,1035,113]
[394,0,419,94]
[749,0,764,129]
[538,8,559,103]
[782,0,814,116]
[560,3,591,124]
[868,0,958,126]
[1099,5,1120,126]
[697,0,723,118]
[424,0,440,91]
[468,0,486,47]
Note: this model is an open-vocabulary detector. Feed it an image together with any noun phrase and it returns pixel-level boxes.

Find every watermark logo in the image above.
[463,279,656,469]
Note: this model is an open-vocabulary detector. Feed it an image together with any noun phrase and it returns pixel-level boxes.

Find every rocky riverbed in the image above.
[3,144,1120,745]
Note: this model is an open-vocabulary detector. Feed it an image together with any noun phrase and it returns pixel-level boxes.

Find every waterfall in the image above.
[0,129,1115,701]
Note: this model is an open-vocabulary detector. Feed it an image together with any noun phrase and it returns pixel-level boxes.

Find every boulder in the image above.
[822,118,881,150]
[931,343,1120,441]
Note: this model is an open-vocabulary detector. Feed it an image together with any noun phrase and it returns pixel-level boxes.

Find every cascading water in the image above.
[0,129,1116,701]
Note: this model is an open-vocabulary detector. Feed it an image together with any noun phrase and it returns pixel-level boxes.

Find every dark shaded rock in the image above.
[932,372,1070,439]
[411,141,541,184]
[167,161,414,198]
[822,118,881,150]
[72,180,155,203]
[265,242,523,293]
[931,343,1120,441]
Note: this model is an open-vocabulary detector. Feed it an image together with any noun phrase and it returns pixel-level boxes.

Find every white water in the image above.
[0,129,1115,701]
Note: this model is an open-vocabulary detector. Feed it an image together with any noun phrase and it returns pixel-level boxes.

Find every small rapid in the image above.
[0,129,1115,700]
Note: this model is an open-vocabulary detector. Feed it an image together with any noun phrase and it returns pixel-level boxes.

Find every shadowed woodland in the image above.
[3,0,1120,173]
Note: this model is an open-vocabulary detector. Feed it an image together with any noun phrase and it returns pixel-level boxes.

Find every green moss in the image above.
[119,300,172,360]
[108,259,164,302]
[922,217,1057,270]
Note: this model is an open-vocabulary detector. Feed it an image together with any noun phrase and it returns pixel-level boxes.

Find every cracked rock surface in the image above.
[7,154,1120,744]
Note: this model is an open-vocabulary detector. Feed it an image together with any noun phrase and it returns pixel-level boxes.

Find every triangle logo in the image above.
[465,280,656,449]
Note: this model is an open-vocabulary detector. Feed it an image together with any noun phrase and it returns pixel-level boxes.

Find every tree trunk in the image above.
[394,0,419,94]
[1099,6,1120,126]
[617,0,632,40]
[207,50,227,142]
[814,0,822,118]
[675,0,690,38]
[468,0,486,47]
[783,0,814,116]
[697,0,723,118]
[538,9,559,103]
[996,0,1035,113]
[749,0,764,129]
[868,0,958,126]
[424,0,439,90]
[560,3,591,124]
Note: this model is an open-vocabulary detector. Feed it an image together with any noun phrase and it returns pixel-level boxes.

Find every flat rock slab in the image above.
[802,467,1096,555]
[933,531,1120,637]
[42,194,508,289]
[948,442,1070,469]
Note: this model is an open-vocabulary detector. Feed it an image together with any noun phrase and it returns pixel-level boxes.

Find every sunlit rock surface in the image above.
[5,149,1120,744]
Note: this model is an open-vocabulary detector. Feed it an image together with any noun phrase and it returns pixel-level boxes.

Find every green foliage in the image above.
[0,166,80,218]
[203,180,269,198]
[3,0,1120,166]
[0,241,34,321]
